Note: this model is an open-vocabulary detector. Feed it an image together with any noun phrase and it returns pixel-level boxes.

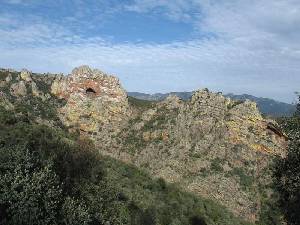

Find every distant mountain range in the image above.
[128,91,296,117]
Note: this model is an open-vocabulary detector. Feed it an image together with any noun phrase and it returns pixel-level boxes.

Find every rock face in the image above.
[49,68,285,222]
[10,81,27,96]
[111,89,286,222]
[20,69,32,82]
[51,65,131,144]
[0,66,287,223]
[1,69,47,100]
[176,90,286,220]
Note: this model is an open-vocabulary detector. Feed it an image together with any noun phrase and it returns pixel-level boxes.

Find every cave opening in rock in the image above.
[86,87,96,94]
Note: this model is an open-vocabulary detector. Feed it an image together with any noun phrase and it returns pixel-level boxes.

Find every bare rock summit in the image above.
[51,65,131,143]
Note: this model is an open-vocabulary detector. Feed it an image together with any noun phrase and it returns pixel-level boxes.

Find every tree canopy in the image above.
[274,95,300,225]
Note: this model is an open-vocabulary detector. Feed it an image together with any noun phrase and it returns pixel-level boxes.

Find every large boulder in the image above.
[10,81,27,97]
[20,69,32,82]
[51,65,131,144]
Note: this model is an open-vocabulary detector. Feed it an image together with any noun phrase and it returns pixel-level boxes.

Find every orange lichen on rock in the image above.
[51,65,131,142]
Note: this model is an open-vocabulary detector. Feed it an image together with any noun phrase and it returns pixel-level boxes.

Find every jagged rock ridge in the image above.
[128,91,296,117]
[115,90,286,222]
[0,66,287,223]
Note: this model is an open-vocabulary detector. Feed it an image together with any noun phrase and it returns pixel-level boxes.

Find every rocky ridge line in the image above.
[0,66,287,222]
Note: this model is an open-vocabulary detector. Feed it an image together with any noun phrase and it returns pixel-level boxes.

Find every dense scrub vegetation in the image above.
[0,70,285,225]
[273,95,300,225]
[0,105,252,225]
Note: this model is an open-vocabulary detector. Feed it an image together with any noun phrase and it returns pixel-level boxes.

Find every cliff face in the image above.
[50,66,131,145]
[112,90,286,222]
[0,66,286,223]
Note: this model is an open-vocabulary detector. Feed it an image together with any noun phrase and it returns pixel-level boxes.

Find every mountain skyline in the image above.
[128,91,297,117]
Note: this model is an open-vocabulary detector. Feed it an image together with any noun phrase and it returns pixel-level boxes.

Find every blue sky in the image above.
[0,0,299,103]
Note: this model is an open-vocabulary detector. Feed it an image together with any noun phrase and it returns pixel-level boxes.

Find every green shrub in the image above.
[230,167,254,189]
[210,158,223,172]
[227,100,245,109]
[273,96,300,225]
[0,104,257,225]
[0,149,63,225]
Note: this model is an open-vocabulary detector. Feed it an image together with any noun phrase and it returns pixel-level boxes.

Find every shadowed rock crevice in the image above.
[86,87,96,94]
[266,122,287,140]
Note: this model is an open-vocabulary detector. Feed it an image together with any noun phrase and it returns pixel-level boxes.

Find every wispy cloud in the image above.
[0,0,299,103]
[125,0,200,22]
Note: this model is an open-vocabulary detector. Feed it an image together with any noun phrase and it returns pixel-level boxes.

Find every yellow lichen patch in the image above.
[79,121,98,133]
[251,143,274,154]
[194,120,204,125]
[20,69,32,82]
[161,130,169,141]
[247,115,263,122]
[143,132,151,141]
[229,136,243,145]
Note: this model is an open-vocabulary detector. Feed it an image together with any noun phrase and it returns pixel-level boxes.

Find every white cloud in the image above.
[1,38,299,103]
[0,0,299,103]
[0,13,106,47]
[125,0,200,22]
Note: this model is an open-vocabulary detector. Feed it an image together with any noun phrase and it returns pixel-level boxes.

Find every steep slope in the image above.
[0,66,286,223]
[49,67,285,222]
[0,68,65,127]
[128,91,296,117]
[0,105,253,225]
[116,92,286,222]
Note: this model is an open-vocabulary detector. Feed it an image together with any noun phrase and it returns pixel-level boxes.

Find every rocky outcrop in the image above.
[49,67,286,221]
[1,69,46,100]
[20,69,32,82]
[175,90,285,221]
[51,65,131,144]
[0,66,287,223]
[111,88,286,222]
[10,81,27,96]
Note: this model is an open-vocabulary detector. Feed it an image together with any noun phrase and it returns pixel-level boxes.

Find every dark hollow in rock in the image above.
[86,87,96,94]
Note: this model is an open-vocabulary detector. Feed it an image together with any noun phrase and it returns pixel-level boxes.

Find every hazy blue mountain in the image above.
[225,93,296,117]
[128,91,194,101]
[128,91,296,117]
